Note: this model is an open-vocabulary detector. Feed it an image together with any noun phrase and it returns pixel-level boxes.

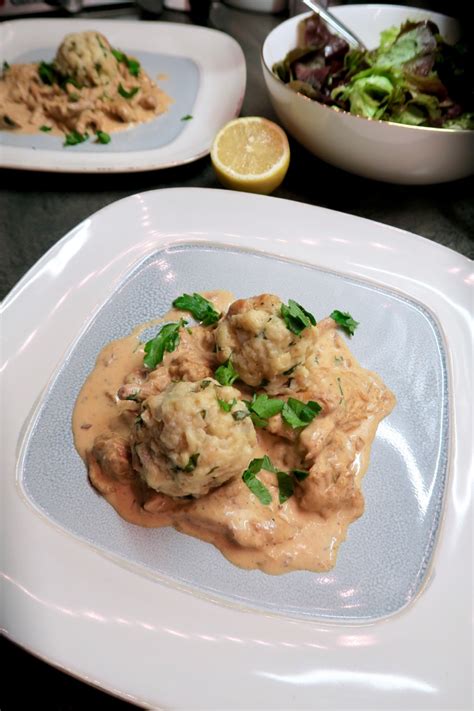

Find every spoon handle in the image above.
[302,0,367,50]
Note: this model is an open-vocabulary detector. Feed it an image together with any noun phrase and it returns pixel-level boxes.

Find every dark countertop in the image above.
[1,2,472,709]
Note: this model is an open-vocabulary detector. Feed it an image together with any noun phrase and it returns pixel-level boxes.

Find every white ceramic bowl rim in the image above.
[262,5,469,135]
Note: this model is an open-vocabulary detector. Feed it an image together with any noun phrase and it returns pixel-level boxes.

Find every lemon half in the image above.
[211,116,290,195]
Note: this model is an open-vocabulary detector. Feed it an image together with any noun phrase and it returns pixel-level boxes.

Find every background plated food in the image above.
[0,30,171,144]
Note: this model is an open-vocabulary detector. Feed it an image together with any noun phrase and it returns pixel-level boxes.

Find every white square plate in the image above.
[0,19,246,172]
[1,188,472,709]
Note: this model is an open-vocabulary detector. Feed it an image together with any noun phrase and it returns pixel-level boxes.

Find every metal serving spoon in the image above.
[302,0,367,50]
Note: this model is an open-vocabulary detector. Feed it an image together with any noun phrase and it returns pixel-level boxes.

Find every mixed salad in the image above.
[272,14,473,129]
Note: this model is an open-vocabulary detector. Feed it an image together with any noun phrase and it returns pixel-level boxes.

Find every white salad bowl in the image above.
[262,4,474,184]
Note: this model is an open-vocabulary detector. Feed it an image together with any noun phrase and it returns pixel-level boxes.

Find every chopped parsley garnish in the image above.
[242,456,307,505]
[242,470,272,505]
[64,130,89,146]
[260,454,278,473]
[40,125,52,132]
[200,379,212,389]
[281,397,321,429]
[143,318,187,370]
[242,456,275,505]
[38,61,81,91]
[292,469,310,481]
[112,48,141,77]
[182,453,199,473]
[68,92,80,103]
[249,393,284,419]
[181,114,193,121]
[330,310,359,336]
[96,130,111,144]
[126,57,140,77]
[281,299,316,335]
[245,393,284,427]
[217,397,236,413]
[111,48,125,62]
[38,61,57,85]
[172,293,220,326]
[118,83,140,99]
[215,358,239,386]
[276,471,294,504]
[3,61,10,72]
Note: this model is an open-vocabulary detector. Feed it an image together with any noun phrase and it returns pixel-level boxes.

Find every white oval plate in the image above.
[0,19,246,172]
[1,188,472,709]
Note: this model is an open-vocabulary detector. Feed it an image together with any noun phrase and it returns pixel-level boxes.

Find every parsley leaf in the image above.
[242,456,276,505]
[242,456,308,505]
[217,397,236,413]
[38,61,81,91]
[182,453,199,472]
[40,125,52,132]
[118,83,139,99]
[249,393,284,419]
[126,58,140,77]
[282,398,322,428]
[245,393,284,427]
[261,455,278,473]
[277,471,294,503]
[215,359,239,386]
[64,130,89,146]
[181,114,193,121]
[173,293,220,326]
[281,299,316,335]
[112,48,141,77]
[96,130,111,144]
[242,470,272,505]
[292,469,310,481]
[38,61,57,85]
[330,310,359,336]
[111,48,125,62]
[143,319,187,370]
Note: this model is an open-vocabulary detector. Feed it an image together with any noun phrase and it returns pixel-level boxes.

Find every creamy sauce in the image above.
[73,290,395,574]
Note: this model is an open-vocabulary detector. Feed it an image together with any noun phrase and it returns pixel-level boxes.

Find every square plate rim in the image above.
[15,238,450,625]
[1,188,472,710]
[0,19,246,173]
